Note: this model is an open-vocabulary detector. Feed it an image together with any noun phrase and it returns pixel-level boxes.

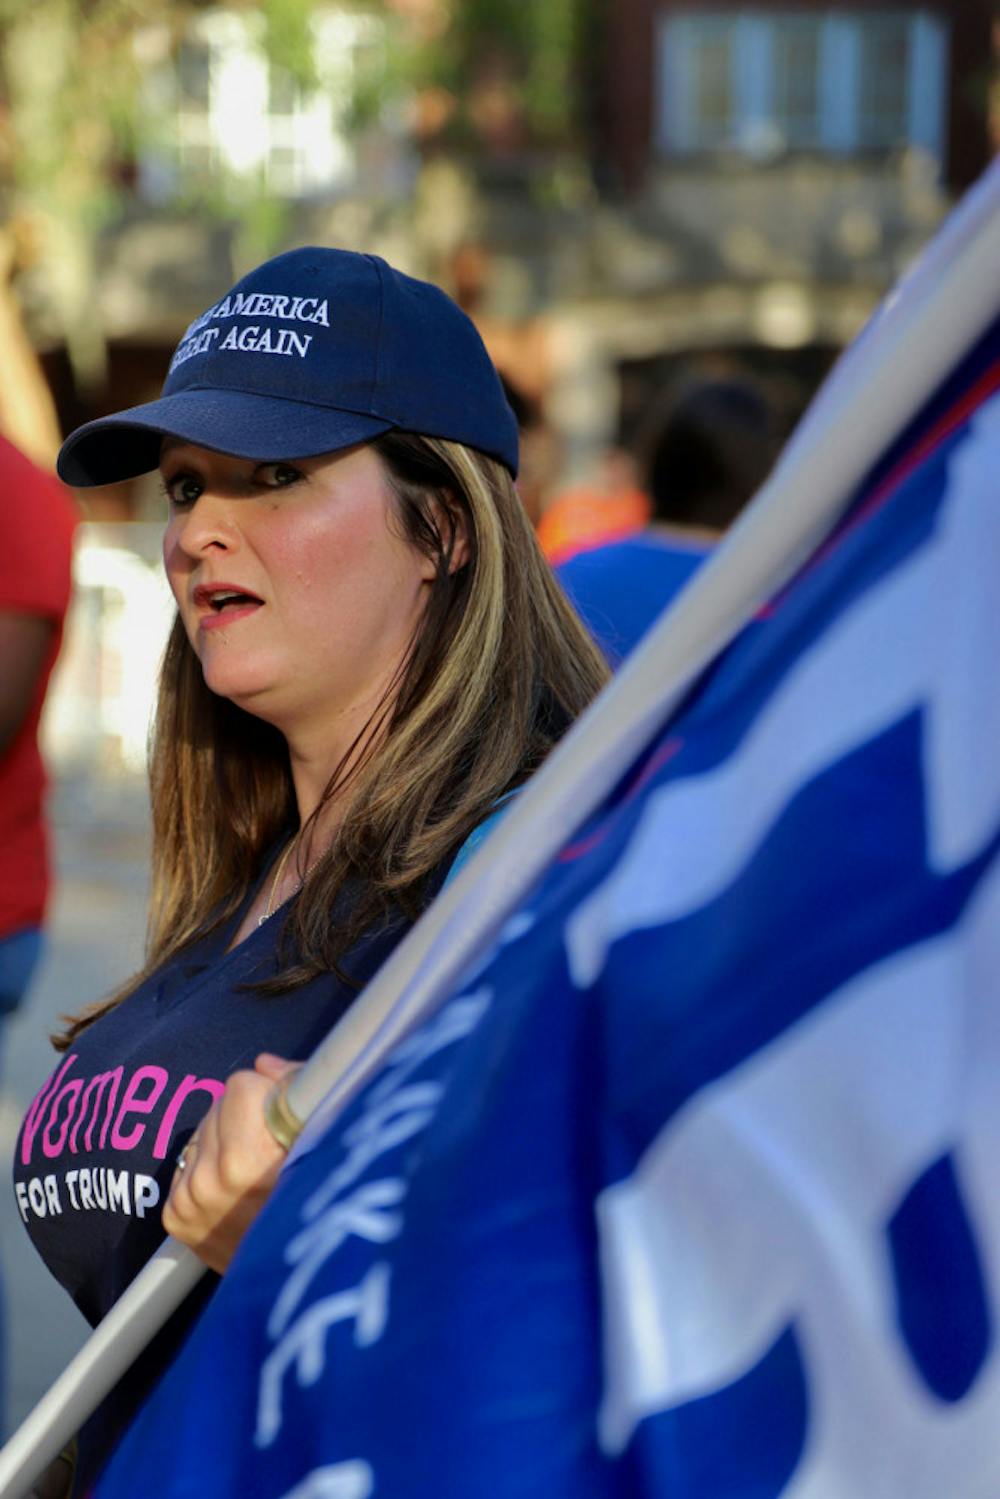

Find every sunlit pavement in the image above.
[0,775,151,1436]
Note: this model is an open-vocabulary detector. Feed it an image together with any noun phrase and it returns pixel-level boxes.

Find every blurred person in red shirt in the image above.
[0,435,76,1050]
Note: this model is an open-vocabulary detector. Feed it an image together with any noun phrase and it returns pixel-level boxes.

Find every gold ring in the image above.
[263,1079,304,1152]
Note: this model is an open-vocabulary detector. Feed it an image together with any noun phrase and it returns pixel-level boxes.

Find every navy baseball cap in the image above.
[57,246,519,485]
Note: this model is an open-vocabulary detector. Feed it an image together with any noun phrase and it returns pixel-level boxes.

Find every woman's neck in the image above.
[283,673,401,831]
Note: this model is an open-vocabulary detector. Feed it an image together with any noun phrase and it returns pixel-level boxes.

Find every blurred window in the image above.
[691,21,735,147]
[857,14,911,149]
[656,9,948,165]
[177,40,211,109]
[148,7,382,199]
[268,65,301,118]
[772,18,821,148]
[174,37,222,181]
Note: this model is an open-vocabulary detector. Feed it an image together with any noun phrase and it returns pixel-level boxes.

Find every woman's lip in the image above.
[192,582,264,609]
[199,602,263,632]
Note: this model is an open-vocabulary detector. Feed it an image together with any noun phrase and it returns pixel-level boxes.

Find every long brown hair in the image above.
[55,434,608,1048]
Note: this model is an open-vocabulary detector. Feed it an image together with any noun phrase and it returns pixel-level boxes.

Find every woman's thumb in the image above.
[254,1052,301,1082]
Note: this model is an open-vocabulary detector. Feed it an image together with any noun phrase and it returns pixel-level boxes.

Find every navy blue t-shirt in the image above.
[13,857,447,1484]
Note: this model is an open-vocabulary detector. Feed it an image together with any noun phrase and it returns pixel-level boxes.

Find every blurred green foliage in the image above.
[0,0,598,386]
[0,0,322,382]
[0,0,325,218]
[356,0,595,147]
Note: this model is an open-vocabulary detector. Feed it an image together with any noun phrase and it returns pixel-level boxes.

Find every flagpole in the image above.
[281,156,1000,1145]
[0,161,997,1499]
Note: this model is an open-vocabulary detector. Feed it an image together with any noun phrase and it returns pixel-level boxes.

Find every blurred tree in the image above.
[0,0,600,464]
[359,0,598,157]
[0,0,319,464]
[351,0,601,309]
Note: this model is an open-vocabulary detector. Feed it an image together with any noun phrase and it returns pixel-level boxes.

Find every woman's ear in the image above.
[421,493,471,580]
[446,499,472,573]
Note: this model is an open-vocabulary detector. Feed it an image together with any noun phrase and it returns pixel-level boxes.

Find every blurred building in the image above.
[607,2,992,194]
[15,1,997,769]
[592,0,996,452]
[25,2,993,504]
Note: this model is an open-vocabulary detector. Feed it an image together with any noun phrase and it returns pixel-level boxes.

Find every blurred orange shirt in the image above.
[537,486,650,566]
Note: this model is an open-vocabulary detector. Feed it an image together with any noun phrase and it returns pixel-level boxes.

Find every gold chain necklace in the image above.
[258,834,323,927]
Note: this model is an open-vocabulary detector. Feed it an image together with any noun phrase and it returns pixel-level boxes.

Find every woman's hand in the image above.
[162,1053,300,1274]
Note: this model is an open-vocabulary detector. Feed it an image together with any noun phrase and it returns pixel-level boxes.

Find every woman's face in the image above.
[161,442,438,740]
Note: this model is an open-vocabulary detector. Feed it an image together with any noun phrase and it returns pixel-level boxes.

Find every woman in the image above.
[17,245,607,1492]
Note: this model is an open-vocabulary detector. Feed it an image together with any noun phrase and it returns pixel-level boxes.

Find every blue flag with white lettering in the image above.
[94,310,1000,1499]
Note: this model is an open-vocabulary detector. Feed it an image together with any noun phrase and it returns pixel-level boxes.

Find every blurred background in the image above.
[0,0,997,1436]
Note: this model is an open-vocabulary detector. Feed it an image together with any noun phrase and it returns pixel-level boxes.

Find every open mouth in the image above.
[209,590,259,613]
[194,584,263,611]
[193,583,264,623]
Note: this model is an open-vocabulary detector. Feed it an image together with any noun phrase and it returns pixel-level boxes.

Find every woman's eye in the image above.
[257,462,303,489]
[163,473,203,508]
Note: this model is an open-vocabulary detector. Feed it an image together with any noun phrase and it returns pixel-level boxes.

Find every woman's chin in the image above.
[203,668,280,719]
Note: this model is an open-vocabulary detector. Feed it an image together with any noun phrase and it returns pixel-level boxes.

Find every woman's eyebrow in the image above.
[159,438,199,467]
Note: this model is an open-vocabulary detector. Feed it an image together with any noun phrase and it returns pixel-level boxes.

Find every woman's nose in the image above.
[169,492,240,558]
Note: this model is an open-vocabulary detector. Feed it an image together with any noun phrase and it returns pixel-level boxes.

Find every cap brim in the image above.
[57,389,395,487]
